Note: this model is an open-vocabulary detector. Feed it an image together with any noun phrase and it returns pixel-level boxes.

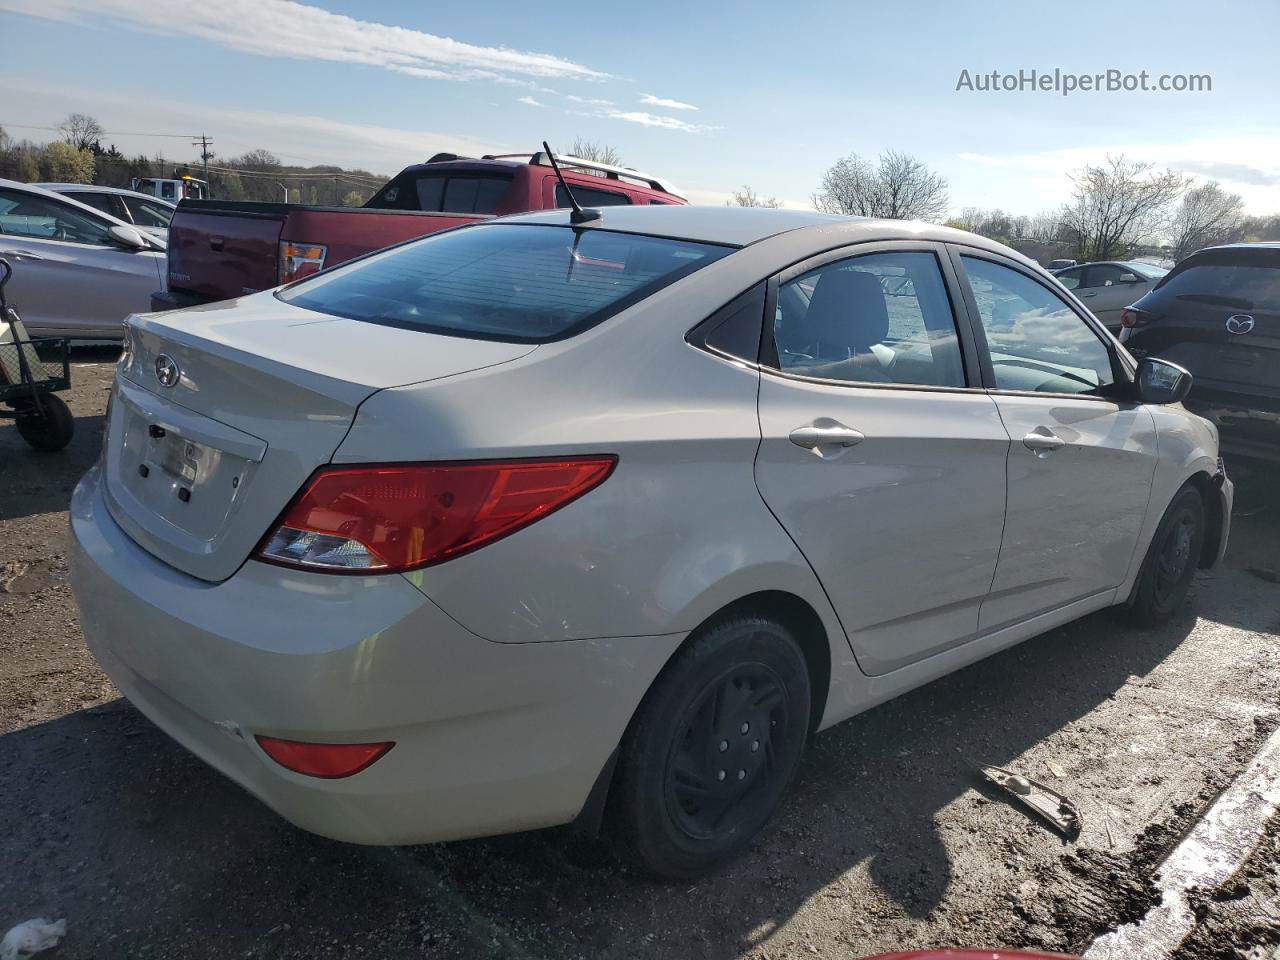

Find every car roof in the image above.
[34,182,176,205]
[1197,242,1280,252]
[496,205,1038,264]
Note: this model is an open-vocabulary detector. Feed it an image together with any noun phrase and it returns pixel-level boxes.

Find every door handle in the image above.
[1079,291,1097,298]
[4,249,44,261]
[789,423,865,450]
[1022,430,1066,453]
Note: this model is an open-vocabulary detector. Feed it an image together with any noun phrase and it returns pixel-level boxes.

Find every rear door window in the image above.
[279,223,732,342]
[768,250,966,387]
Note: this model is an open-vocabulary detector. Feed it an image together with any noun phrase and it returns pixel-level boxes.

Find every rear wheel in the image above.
[609,615,810,880]
[1126,486,1205,627]
[15,394,75,452]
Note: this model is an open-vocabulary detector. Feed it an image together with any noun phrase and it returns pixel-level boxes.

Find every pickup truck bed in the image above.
[155,152,686,311]
[157,202,481,309]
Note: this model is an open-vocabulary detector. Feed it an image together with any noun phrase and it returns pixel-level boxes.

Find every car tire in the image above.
[1125,485,1205,627]
[16,394,75,452]
[609,615,811,880]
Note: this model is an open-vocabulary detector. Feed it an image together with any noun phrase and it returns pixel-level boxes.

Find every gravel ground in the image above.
[2,351,1279,959]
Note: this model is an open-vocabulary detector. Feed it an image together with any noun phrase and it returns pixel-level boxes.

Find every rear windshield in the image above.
[278,223,733,342]
[1153,253,1280,310]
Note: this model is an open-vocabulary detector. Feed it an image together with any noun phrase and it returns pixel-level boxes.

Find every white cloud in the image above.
[958,135,1280,213]
[640,93,698,111]
[517,96,543,107]
[1,74,505,174]
[566,95,615,106]
[608,111,707,133]
[0,0,609,82]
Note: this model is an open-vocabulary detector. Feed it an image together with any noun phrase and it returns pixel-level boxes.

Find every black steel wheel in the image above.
[15,394,75,452]
[1126,485,1205,627]
[609,615,811,879]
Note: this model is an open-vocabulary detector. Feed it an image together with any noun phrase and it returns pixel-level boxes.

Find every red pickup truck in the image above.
[154,150,686,310]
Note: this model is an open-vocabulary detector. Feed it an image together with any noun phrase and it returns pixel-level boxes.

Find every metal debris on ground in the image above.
[1045,758,1067,778]
[978,763,1082,838]
[0,918,66,960]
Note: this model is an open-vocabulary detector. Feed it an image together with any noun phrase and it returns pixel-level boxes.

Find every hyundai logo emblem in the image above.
[1225,314,1256,336]
[154,354,180,387]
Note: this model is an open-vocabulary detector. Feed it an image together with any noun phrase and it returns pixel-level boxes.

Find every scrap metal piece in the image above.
[979,763,1082,838]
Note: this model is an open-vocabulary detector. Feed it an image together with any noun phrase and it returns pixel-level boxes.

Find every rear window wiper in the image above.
[1175,293,1254,309]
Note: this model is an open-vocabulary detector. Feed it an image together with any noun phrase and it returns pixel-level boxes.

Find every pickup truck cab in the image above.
[154,151,686,310]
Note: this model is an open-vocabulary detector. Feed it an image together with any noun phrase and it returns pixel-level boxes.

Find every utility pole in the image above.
[192,133,214,195]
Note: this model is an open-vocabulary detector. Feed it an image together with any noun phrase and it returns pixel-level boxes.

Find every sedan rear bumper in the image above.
[69,466,682,845]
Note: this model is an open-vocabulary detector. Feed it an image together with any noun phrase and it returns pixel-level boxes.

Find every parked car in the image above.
[0,179,166,339]
[1052,260,1170,332]
[37,183,176,240]
[71,207,1230,880]
[155,149,686,311]
[1046,258,1077,270]
[1121,243,1279,463]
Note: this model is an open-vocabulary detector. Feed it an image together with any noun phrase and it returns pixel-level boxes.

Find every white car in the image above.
[0,179,166,339]
[1052,260,1170,333]
[71,207,1230,879]
[36,183,176,241]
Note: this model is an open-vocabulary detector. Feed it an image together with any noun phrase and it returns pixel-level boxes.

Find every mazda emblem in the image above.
[154,354,180,387]
[1225,314,1256,336]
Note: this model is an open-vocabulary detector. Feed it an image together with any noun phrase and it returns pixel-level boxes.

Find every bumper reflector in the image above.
[255,736,394,778]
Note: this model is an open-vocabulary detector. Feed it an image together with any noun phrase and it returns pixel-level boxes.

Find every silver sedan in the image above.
[70,207,1230,878]
[1052,259,1170,332]
[0,178,165,339]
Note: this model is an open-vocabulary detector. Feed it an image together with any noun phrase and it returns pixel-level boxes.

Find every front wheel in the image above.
[1126,486,1205,627]
[609,615,811,880]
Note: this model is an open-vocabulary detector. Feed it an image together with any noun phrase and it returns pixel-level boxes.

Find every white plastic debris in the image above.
[0,918,67,960]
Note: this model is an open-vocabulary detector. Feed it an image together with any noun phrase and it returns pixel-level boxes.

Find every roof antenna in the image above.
[543,140,601,225]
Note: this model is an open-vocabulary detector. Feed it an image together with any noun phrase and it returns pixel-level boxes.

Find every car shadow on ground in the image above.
[0,413,103,522]
[12,554,1277,960]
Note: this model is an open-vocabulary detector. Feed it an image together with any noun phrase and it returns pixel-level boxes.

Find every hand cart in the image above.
[0,258,75,451]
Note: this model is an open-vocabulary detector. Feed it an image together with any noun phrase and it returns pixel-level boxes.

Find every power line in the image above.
[1,122,197,139]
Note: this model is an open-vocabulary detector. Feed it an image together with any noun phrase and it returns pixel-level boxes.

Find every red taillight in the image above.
[1120,307,1154,329]
[279,241,327,284]
[256,457,617,574]
[256,736,393,778]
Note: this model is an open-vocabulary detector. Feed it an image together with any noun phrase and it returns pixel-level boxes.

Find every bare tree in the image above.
[728,185,781,208]
[1059,156,1186,262]
[1169,182,1244,260]
[813,150,949,222]
[57,113,104,151]
[568,139,621,166]
[234,149,282,171]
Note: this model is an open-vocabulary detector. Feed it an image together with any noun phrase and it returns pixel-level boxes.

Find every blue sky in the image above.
[3,0,1278,214]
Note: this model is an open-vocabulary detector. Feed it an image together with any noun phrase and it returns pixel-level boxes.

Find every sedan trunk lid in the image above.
[104,293,535,581]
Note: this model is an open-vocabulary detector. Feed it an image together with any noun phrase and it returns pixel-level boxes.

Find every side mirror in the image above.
[108,224,148,251]
[1135,357,1192,404]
